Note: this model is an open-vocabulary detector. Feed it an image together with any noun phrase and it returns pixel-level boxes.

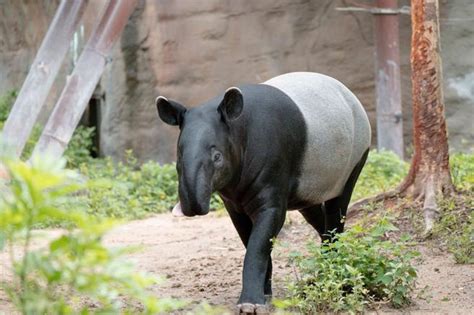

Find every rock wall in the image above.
[440,0,474,152]
[0,0,59,95]
[100,0,414,163]
[1,0,472,163]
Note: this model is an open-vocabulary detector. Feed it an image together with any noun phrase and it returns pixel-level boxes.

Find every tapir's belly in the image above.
[264,72,371,205]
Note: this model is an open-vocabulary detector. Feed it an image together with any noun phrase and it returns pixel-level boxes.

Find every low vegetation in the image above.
[275,218,419,314]
[433,193,473,264]
[74,151,224,221]
[0,156,185,314]
[352,149,409,201]
[65,150,409,222]
[0,90,18,122]
[450,152,474,191]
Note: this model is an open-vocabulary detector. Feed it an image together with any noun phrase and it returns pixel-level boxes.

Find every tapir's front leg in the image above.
[237,207,286,314]
[225,201,274,299]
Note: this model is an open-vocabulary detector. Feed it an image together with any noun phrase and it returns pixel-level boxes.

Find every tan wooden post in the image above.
[2,0,88,157]
[374,0,404,159]
[32,0,138,159]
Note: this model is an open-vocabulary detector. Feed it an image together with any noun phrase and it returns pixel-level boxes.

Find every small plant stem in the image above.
[8,237,15,284]
[18,213,34,313]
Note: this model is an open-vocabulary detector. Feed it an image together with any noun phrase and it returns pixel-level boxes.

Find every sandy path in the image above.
[104,212,474,314]
[1,212,473,314]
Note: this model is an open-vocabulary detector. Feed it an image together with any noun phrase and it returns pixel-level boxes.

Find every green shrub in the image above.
[450,153,474,191]
[352,151,474,202]
[64,126,96,168]
[0,155,185,314]
[75,150,473,221]
[74,151,224,220]
[0,90,17,121]
[276,218,419,314]
[352,150,409,201]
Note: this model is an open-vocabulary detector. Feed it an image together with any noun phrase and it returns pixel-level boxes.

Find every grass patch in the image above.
[351,151,473,201]
[352,150,408,201]
[433,193,473,264]
[450,153,474,191]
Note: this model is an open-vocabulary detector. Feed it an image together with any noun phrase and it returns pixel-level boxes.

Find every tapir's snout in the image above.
[178,165,211,217]
[179,195,209,217]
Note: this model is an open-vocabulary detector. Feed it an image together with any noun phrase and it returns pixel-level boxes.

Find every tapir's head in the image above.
[156,87,243,217]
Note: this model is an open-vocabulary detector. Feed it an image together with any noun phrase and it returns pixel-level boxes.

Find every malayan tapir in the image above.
[156,72,371,315]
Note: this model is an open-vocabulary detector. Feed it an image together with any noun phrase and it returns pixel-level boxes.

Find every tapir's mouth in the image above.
[173,202,208,217]
[178,183,211,217]
[179,199,210,217]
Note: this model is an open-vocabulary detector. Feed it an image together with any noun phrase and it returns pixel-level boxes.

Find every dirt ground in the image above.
[1,211,473,314]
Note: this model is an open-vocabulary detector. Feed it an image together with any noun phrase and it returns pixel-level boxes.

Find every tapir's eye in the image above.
[212,151,223,164]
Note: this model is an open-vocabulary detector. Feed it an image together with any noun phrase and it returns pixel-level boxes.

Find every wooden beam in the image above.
[337,1,406,158]
[374,0,404,158]
[2,0,88,157]
[32,0,138,159]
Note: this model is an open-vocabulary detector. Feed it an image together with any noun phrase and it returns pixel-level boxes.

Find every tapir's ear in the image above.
[156,96,187,126]
[218,87,243,122]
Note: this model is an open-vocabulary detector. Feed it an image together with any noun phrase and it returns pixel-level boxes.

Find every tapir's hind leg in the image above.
[300,149,369,243]
[324,148,369,240]
[299,204,326,240]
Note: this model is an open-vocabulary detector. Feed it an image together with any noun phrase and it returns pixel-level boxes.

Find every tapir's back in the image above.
[263,72,371,204]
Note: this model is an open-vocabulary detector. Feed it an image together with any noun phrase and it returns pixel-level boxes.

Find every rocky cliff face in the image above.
[100,0,411,163]
[0,1,59,98]
[440,0,474,152]
[1,0,472,163]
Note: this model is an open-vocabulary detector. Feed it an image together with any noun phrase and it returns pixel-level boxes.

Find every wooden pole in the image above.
[2,0,88,157]
[374,0,404,158]
[32,0,138,159]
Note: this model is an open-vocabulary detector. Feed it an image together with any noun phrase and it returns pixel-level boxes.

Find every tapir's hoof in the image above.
[235,303,269,315]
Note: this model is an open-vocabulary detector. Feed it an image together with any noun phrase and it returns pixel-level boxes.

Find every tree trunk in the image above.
[399,0,455,233]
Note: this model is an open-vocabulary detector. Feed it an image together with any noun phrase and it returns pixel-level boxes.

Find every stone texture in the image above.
[0,0,59,95]
[440,0,474,152]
